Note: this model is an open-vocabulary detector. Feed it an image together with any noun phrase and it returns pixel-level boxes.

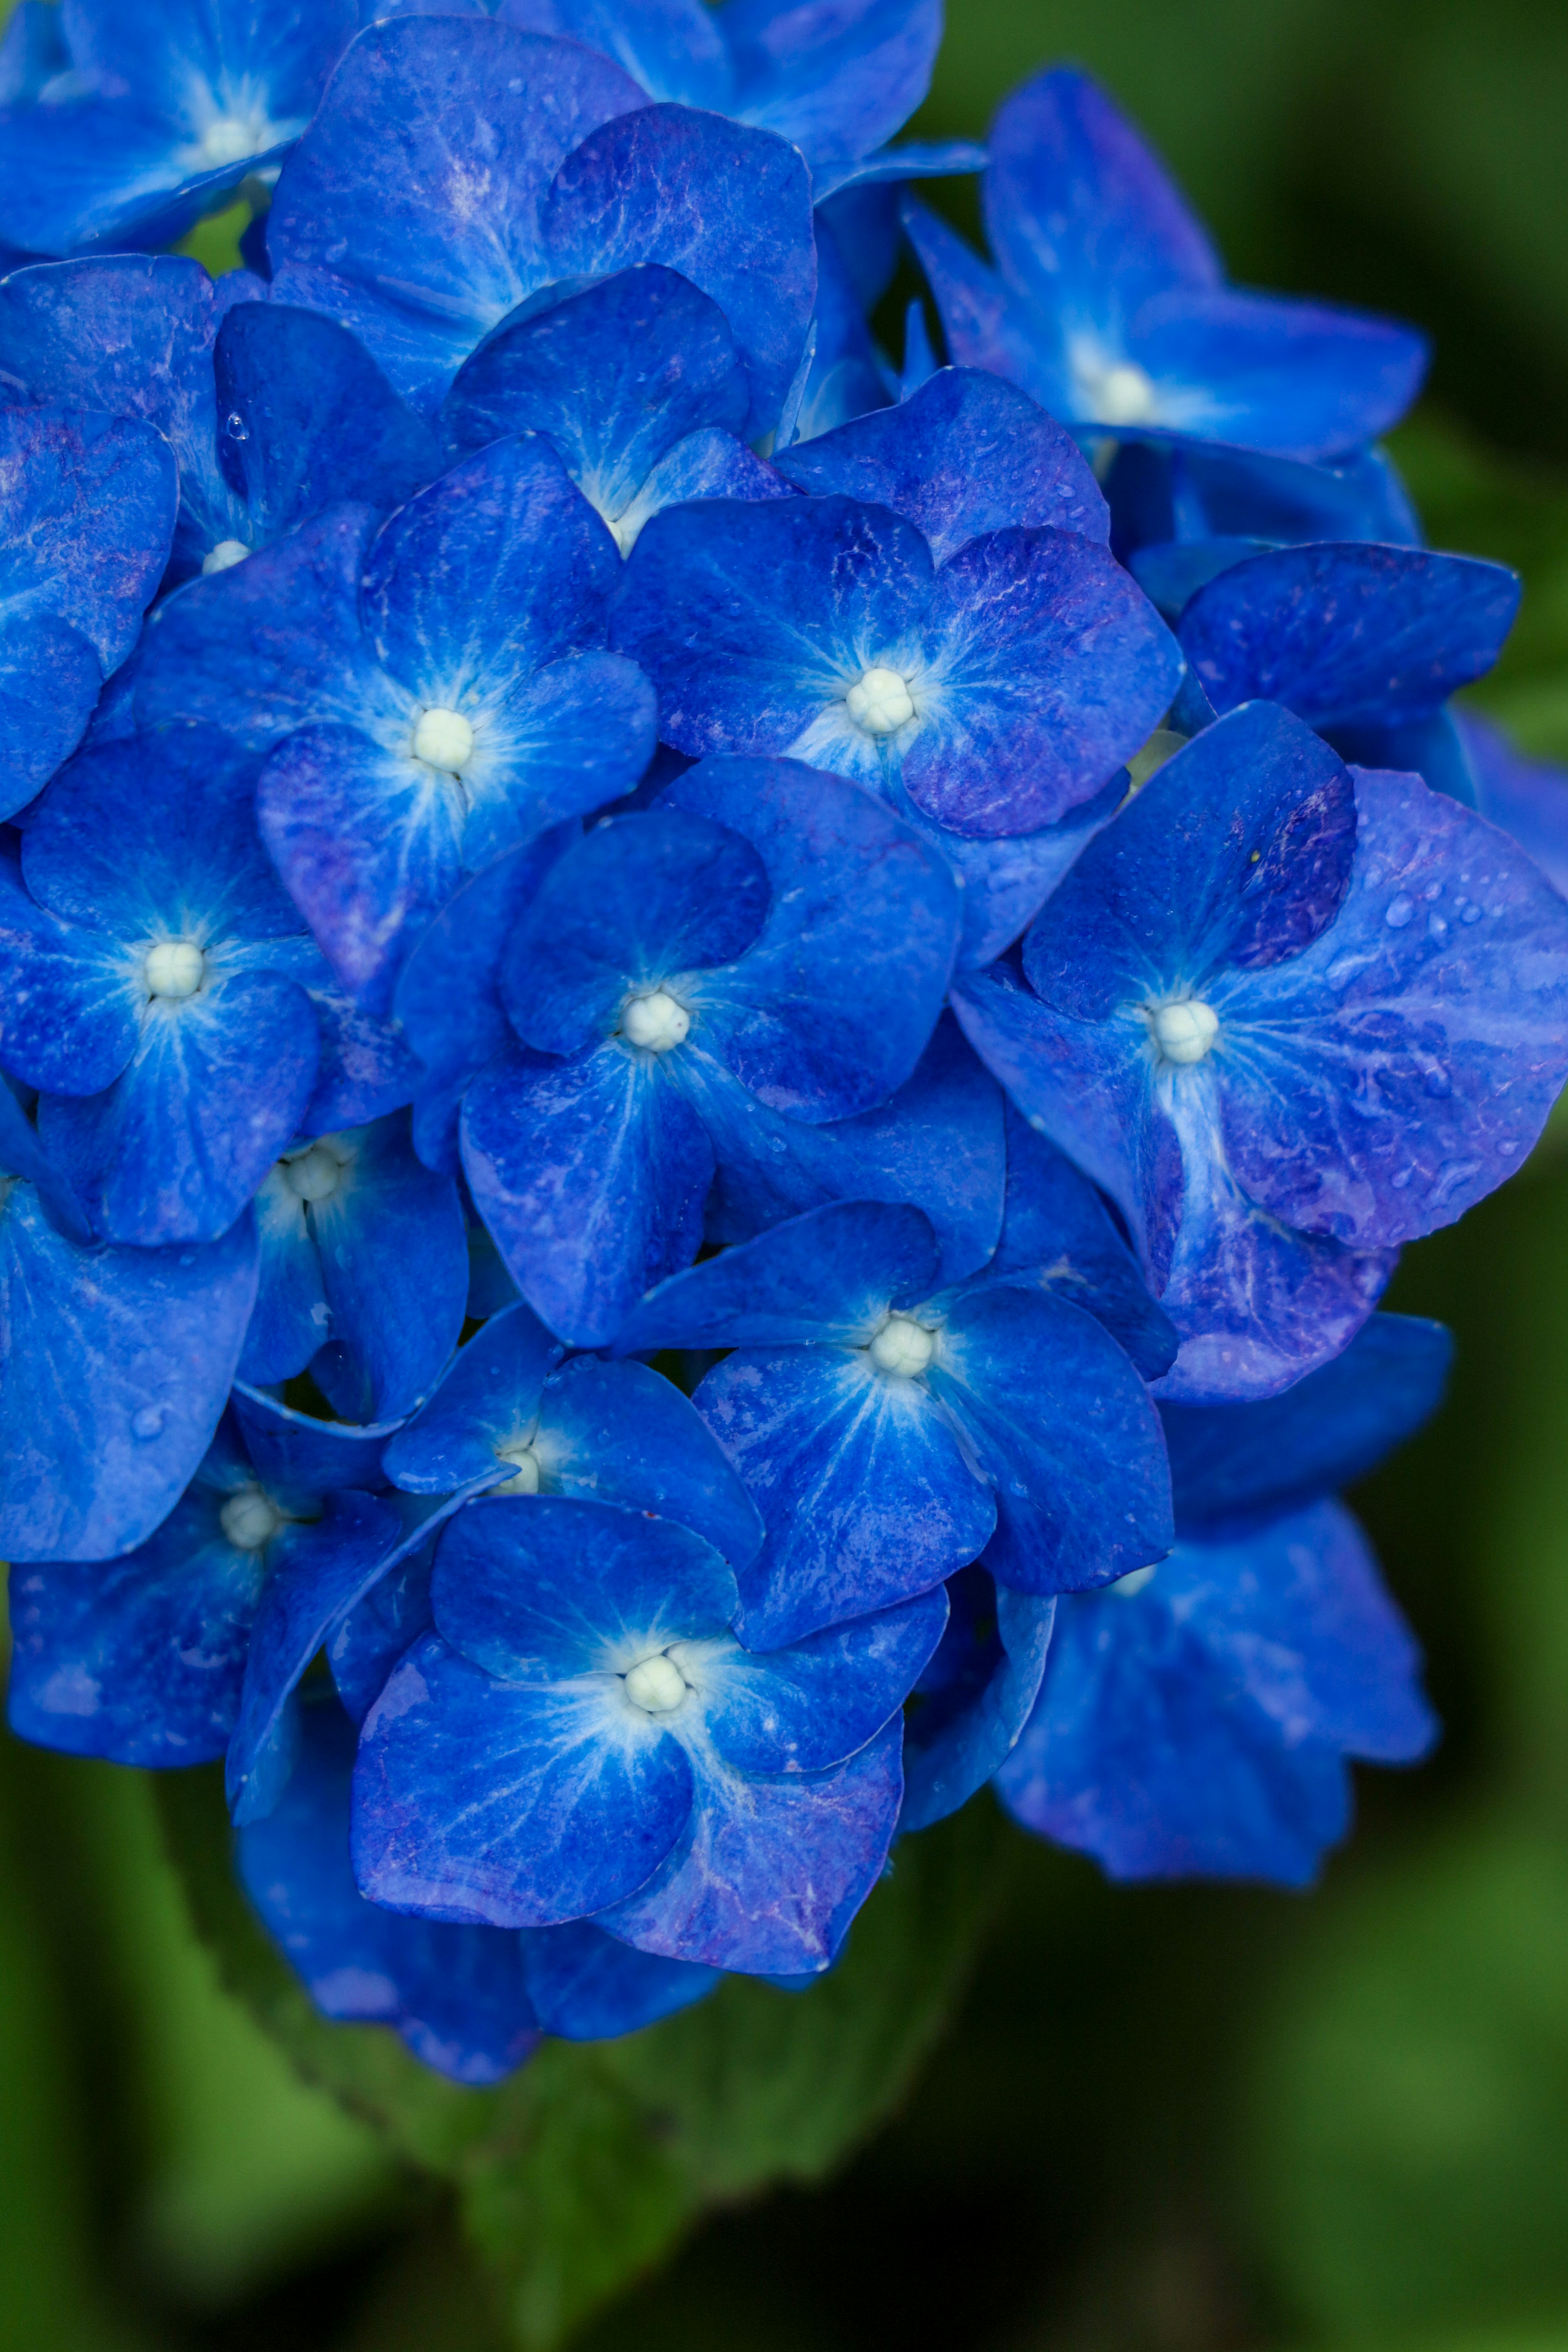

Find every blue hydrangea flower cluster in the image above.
[5,0,1568,2087]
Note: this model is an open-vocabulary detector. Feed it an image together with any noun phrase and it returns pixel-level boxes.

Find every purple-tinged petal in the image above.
[594,1719,903,1974]
[777,366,1108,561]
[901,197,1057,409]
[1179,543,1520,730]
[302,978,421,1135]
[542,103,816,439]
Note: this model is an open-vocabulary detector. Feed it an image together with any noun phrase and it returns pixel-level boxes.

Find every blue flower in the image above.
[611,463,1182,840]
[352,1495,947,1973]
[614,1182,1173,1650]
[460,756,961,1345]
[954,701,1568,1400]
[1158,539,1521,807]
[994,1312,1448,1884]
[0,727,327,1246]
[382,1299,765,1567]
[441,264,793,556]
[133,438,656,1012]
[1100,437,1421,581]
[7,1389,400,1806]
[264,16,817,433]
[0,258,441,583]
[0,1078,258,1562]
[238,1694,717,2083]
[904,67,1428,461]
[0,403,176,818]
[0,0,359,259]
[243,1112,470,1424]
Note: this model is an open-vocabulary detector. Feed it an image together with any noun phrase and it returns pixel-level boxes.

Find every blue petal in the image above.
[497,0,731,109]
[1214,766,1568,1249]
[776,367,1108,562]
[1463,713,1568,900]
[608,424,791,553]
[696,1345,994,1648]
[533,1355,765,1566]
[0,101,288,261]
[902,527,1182,838]
[0,845,140,1096]
[1163,1311,1452,1529]
[1021,702,1357,1013]
[268,17,644,414]
[967,1100,1178,1380]
[327,1533,437,1727]
[462,1041,714,1348]
[593,1718,903,1974]
[39,972,319,1246]
[994,1584,1352,1886]
[505,807,771,1056]
[353,1629,695,1926]
[382,1302,564,1494]
[929,1286,1173,1593]
[393,831,572,1175]
[724,0,940,165]
[664,755,960,1119]
[1127,289,1430,463]
[0,405,176,809]
[302,976,421,1135]
[901,196,1053,408]
[1161,440,1422,552]
[256,725,466,1016]
[230,1381,400,1497]
[134,503,396,749]
[0,256,251,573]
[520,1919,717,2040]
[441,265,751,526]
[899,1566,1055,1832]
[290,1113,469,1423]
[0,1186,257,1561]
[240,1159,330,1388]
[214,300,444,544]
[238,1698,540,2085]
[700,1008,1008,1285]
[1179,544,1521,730]
[227,1491,406,1824]
[0,5,71,105]
[62,0,354,142]
[700,1587,947,1772]
[981,68,1221,334]
[616,1197,942,1351]
[7,1482,263,1766]
[1332,708,1478,810]
[431,1495,737,1682]
[811,138,989,200]
[542,103,816,440]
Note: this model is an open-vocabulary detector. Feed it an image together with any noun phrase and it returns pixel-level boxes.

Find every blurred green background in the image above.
[7,1,1568,2345]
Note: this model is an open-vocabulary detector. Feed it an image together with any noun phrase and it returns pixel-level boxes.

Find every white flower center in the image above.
[202,538,250,575]
[220,1488,283,1551]
[1089,361,1159,426]
[624,1652,688,1714]
[143,939,205,1000]
[869,1315,936,1377]
[412,706,474,772]
[845,665,915,736]
[621,990,690,1052]
[196,114,272,166]
[493,1443,541,1496]
[1148,998,1219,1066]
[280,1142,343,1203]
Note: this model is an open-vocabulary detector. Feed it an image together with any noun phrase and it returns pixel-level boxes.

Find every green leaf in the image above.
[155,1768,1010,2347]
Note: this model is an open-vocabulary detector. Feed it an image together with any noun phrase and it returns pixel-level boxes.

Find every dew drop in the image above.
[1385,895,1414,929]
[224,411,248,441]
[1425,1066,1452,1099]
[131,1405,166,1440]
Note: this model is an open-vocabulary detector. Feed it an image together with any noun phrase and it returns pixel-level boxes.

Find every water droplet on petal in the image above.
[224,411,248,441]
[1385,895,1414,929]
[132,1405,166,1440]
[1425,1066,1452,1099]
[1461,901,1483,924]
